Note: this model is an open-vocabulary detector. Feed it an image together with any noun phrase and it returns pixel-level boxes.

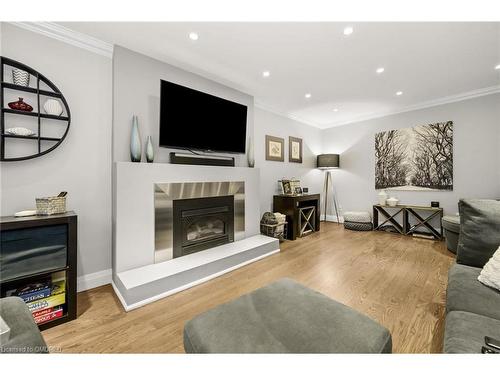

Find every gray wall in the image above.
[321,94,500,217]
[254,108,323,214]
[0,24,113,277]
[112,46,254,166]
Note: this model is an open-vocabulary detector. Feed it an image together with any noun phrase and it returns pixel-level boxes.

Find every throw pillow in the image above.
[478,246,500,292]
[456,199,500,268]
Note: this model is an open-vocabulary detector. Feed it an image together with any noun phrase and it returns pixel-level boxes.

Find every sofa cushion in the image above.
[184,278,392,353]
[0,297,48,353]
[444,311,500,353]
[456,199,500,268]
[447,263,500,320]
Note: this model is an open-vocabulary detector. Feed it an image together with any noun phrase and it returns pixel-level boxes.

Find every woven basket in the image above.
[36,196,66,215]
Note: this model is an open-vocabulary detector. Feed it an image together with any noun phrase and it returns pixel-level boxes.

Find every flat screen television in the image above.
[159,80,248,154]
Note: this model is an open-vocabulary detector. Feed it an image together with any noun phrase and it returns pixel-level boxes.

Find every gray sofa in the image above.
[444,199,500,353]
[0,297,48,354]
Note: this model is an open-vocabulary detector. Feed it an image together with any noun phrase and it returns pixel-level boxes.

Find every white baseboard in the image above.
[77,268,112,292]
[324,215,344,223]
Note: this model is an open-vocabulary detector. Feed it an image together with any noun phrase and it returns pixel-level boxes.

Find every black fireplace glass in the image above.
[173,195,235,258]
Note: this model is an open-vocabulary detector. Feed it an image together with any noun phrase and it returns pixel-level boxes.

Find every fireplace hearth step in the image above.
[113,235,280,311]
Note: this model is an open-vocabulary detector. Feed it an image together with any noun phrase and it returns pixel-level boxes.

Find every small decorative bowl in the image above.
[386,197,399,207]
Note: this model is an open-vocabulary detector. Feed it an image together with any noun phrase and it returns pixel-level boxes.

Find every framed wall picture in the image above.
[289,136,303,163]
[266,135,285,162]
[375,121,453,191]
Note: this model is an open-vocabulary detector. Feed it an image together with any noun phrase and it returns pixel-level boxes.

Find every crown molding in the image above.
[324,85,500,129]
[257,85,500,130]
[254,100,322,129]
[10,22,113,59]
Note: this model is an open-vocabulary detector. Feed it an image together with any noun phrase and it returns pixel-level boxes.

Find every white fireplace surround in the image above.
[112,162,280,310]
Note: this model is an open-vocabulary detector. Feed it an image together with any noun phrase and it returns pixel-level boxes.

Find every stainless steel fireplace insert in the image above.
[154,181,245,263]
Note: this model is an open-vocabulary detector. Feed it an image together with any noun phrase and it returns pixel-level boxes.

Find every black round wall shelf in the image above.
[0,56,71,162]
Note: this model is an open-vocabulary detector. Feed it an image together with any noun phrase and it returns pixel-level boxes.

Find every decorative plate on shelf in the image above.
[5,127,36,137]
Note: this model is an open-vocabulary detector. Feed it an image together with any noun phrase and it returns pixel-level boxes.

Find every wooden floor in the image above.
[42,223,455,353]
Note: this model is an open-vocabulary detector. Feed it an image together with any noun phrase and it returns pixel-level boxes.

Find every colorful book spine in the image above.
[34,307,64,325]
[32,307,54,318]
[50,280,66,296]
[26,292,65,312]
[19,287,52,303]
[17,279,52,296]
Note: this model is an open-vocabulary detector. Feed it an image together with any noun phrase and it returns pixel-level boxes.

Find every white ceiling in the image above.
[59,22,500,129]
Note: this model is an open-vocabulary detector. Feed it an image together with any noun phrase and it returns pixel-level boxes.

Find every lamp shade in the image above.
[317,154,339,169]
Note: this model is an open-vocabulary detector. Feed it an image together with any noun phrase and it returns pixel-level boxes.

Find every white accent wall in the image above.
[113,162,261,273]
[321,94,500,217]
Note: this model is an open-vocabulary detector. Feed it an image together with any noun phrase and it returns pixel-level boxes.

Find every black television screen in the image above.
[159,80,248,153]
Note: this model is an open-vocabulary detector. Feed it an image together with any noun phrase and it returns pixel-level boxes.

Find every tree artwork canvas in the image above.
[375,121,453,191]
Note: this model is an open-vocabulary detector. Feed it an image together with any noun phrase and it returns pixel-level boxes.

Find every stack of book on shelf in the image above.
[6,273,66,325]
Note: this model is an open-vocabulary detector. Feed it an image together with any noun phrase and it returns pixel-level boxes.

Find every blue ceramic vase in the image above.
[130,115,142,162]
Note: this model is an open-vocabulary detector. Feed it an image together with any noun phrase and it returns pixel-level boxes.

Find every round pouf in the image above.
[442,215,460,254]
[343,211,373,231]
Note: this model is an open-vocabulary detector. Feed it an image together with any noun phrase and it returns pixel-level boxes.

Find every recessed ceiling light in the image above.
[495,64,500,70]
[189,32,199,41]
[376,67,385,74]
[343,26,354,36]
[396,91,403,96]
[262,71,270,78]
[333,108,339,112]
[305,93,312,99]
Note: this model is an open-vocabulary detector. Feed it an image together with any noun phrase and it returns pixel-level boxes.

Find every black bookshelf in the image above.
[0,56,71,162]
[0,212,78,330]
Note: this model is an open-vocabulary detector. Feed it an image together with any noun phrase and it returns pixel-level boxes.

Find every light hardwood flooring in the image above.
[42,223,455,353]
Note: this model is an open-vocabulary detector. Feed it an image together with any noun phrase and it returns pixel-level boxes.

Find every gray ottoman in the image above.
[183,278,392,353]
[442,215,460,254]
[343,211,373,231]
[0,297,48,354]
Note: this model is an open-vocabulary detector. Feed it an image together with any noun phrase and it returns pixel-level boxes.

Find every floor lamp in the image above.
[317,154,340,223]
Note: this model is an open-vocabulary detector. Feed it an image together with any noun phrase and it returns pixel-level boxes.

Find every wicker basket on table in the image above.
[36,196,66,215]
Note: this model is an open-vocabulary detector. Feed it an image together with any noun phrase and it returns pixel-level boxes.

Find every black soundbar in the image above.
[170,152,235,167]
